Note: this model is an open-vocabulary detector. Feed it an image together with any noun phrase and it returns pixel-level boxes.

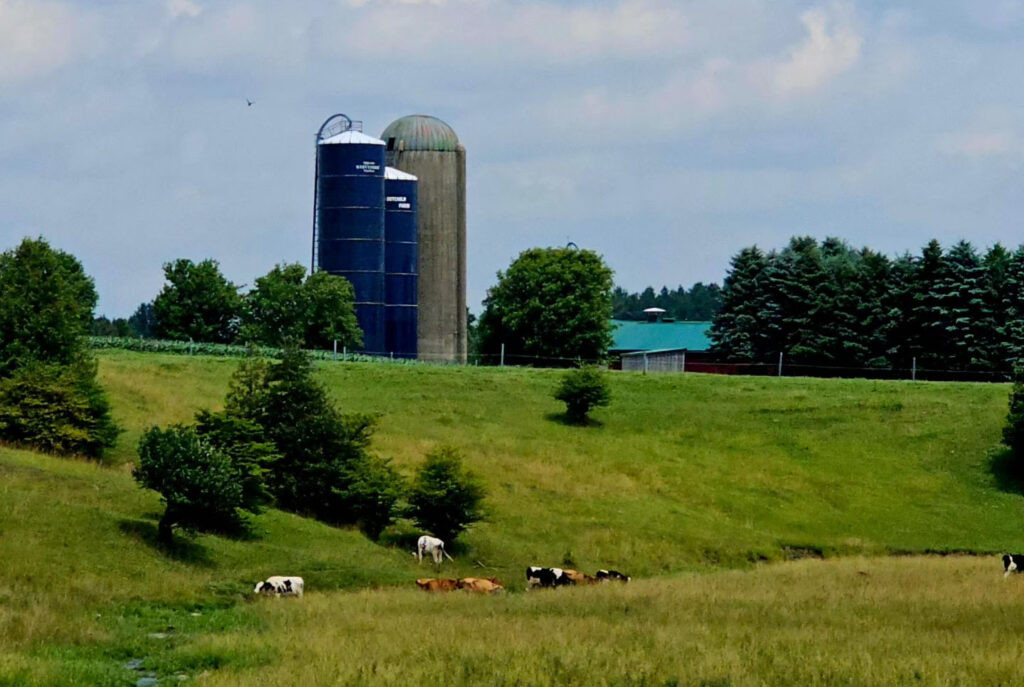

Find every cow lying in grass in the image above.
[596,569,631,583]
[416,578,459,592]
[526,567,574,588]
[1003,554,1024,577]
[563,569,598,585]
[456,577,504,594]
[254,576,305,597]
[416,577,503,593]
[527,567,631,588]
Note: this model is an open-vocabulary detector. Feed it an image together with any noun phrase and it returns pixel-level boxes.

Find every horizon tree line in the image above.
[710,236,1024,372]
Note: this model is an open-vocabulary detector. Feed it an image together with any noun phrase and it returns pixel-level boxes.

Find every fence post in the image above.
[777,352,783,377]
[333,340,338,361]
[643,352,649,375]
[681,350,686,374]
[343,346,347,361]
[500,343,505,367]
[912,356,916,382]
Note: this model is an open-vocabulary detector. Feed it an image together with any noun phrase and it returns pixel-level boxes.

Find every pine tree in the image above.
[856,248,896,367]
[938,241,988,369]
[885,253,918,368]
[1001,246,1024,368]
[981,244,1011,370]
[767,237,829,364]
[709,246,770,361]
[909,240,949,368]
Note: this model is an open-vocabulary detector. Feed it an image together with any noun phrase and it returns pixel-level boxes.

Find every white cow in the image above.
[414,535,454,567]
[254,576,304,597]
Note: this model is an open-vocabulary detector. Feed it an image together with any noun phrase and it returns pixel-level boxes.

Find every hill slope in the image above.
[97,350,1023,570]
[2,350,1022,684]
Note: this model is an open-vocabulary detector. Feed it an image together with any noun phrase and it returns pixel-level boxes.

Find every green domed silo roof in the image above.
[380,115,459,152]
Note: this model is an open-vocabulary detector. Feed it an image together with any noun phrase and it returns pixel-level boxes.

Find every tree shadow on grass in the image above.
[544,412,604,428]
[989,447,1024,496]
[118,518,214,567]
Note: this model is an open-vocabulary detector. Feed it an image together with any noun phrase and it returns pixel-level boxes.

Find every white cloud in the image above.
[770,4,862,95]
[939,131,1021,159]
[167,0,202,20]
[0,0,85,84]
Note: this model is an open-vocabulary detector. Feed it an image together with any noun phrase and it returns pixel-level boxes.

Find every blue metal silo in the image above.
[313,114,386,355]
[384,167,418,358]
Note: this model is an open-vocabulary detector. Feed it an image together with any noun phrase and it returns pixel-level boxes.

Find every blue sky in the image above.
[2,0,1022,317]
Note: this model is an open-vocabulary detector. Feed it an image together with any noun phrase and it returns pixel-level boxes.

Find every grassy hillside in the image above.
[3,350,1022,684]
[97,350,1021,570]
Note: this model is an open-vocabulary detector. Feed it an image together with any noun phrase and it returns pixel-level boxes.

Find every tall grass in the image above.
[194,556,1024,686]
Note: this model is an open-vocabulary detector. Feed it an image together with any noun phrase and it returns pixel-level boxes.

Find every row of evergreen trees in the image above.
[611,283,723,321]
[710,237,1024,372]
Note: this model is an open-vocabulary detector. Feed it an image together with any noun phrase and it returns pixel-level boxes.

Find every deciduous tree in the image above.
[478,247,614,366]
[152,258,242,343]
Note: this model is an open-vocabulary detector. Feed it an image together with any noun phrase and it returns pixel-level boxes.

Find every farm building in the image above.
[610,315,712,373]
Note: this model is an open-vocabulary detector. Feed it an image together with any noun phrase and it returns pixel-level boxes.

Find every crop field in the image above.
[2,350,1023,685]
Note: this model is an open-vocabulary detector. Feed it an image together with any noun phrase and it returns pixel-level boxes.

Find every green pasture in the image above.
[2,349,1023,684]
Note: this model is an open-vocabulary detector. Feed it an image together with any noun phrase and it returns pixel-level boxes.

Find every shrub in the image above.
[407,446,486,543]
[0,357,119,458]
[225,348,402,537]
[554,366,611,424]
[134,426,248,542]
[1003,367,1024,463]
[194,409,277,514]
[338,453,404,540]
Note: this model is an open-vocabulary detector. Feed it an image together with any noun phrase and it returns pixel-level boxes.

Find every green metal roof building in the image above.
[610,320,712,353]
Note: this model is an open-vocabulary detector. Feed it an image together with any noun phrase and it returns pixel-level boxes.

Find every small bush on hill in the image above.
[134,426,250,543]
[554,366,611,424]
[1003,367,1024,467]
[407,446,486,543]
[0,357,119,458]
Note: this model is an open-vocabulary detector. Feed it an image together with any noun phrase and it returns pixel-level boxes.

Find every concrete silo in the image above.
[380,115,466,363]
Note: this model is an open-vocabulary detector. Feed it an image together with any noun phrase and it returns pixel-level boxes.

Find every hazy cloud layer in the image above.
[1,1,1022,317]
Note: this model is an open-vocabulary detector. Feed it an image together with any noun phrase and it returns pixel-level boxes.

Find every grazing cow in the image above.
[415,535,455,567]
[253,576,305,597]
[526,566,573,588]
[416,578,459,592]
[562,569,598,585]
[1003,554,1024,577]
[457,577,504,594]
[595,569,631,583]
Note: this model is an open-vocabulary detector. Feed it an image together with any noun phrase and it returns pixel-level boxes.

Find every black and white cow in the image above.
[1003,554,1024,578]
[254,576,305,597]
[526,566,573,588]
[595,569,631,583]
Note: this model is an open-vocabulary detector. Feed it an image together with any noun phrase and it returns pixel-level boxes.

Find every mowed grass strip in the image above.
[190,556,1024,687]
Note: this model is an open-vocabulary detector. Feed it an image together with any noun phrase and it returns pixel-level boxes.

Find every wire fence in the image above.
[87,337,1017,383]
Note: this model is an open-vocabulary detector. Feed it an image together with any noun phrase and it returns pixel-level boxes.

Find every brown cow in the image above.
[416,578,459,592]
[562,569,598,585]
[456,577,504,594]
